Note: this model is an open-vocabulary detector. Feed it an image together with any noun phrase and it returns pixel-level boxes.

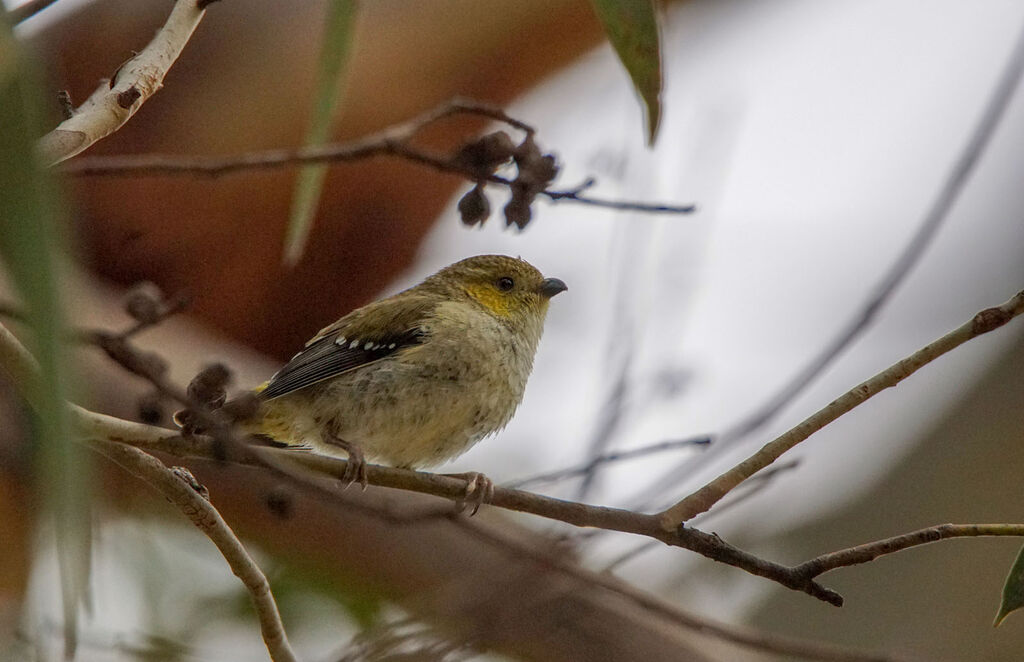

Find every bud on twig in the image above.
[458,183,491,226]
[452,130,515,178]
[187,363,231,410]
[137,390,164,425]
[123,282,165,325]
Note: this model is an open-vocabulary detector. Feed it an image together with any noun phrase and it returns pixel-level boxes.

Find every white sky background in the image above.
[16,0,1024,649]
[402,0,1024,616]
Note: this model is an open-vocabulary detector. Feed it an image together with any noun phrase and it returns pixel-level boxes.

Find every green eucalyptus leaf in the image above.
[0,19,90,658]
[284,0,359,266]
[995,543,1024,626]
[590,0,664,145]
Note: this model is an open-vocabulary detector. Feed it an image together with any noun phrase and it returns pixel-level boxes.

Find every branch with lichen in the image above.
[36,0,218,165]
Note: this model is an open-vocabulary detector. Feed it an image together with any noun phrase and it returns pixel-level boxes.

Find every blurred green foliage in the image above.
[0,18,91,658]
[995,543,1024,626]
[285,0,359,266]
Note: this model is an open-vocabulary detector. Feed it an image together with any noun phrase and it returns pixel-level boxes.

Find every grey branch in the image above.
[89,440,299,662]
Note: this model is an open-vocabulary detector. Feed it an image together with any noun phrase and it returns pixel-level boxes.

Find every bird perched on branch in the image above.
[179,254,566,509]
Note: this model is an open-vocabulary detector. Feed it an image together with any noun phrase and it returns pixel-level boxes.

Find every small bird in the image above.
[221,255,566,505]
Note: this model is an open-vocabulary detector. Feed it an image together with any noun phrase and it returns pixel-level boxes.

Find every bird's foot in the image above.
[444,471,494,516]
[324,435,368,490]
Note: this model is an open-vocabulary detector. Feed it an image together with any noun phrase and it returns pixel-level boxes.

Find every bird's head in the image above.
[422,254,567,326]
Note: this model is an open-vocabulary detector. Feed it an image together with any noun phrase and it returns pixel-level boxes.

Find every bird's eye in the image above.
[496,276,515,292]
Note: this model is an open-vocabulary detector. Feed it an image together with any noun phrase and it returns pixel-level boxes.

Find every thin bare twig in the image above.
[88,440,298,662]
[37,0,214,165]
[0,292,188,345]
[793,523,1024,580]
[659,288,1024,528]
[575,346,631,501]
[634,17,1024,506]
[57,99,696,216]
[545,191,695,214]
[573,232,647,502]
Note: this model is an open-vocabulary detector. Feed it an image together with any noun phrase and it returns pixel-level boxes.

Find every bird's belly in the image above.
[307,361,520,468]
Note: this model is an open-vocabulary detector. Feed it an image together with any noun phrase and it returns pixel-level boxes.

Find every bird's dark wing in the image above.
[260,294,434,400]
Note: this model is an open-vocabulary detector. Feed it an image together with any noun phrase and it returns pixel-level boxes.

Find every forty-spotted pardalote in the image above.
[178,255,566,510]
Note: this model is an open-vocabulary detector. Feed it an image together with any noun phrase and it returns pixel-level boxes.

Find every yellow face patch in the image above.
[463,283,514,317]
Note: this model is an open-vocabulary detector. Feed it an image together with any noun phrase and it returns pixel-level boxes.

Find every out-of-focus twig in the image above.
[636,17,1024,506]
[6,0,61,24]
[506,434,711,490]
[451,518,904,662]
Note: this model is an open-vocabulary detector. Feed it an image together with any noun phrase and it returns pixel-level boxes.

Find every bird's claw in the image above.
[326,435,368,490]
[448,471,494,516]
[341,445,368,491]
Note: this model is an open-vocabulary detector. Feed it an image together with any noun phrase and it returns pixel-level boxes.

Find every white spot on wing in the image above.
[349,340,360,349]
[335,336,347,346]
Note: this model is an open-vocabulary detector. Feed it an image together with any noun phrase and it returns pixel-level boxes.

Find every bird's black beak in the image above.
[539,277,568,298]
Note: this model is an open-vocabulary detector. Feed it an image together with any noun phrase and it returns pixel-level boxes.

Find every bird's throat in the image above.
[462,284,513,317]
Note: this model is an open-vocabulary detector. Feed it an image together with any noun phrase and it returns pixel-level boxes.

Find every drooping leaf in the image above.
[995,543,1024,626]
[590,0,664,145]
[284,0,359,266]
[0,20,90,657]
